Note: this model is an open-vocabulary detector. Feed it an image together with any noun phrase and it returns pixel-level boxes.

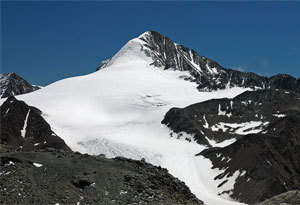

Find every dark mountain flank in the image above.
[0,146,203,205]
[162,89,300,146]
[0,96,70,150]
[0,73,40,98]
[254,190,300,205]
[162,89,300,203]
[199,113,300,204]
[99,31,300,93]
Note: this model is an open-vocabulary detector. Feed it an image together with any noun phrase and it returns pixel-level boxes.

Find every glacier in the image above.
[0,35,249,205]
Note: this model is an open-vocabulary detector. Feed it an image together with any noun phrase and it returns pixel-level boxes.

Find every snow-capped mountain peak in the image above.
[97,30,226,87]
[106,37,153,67]
[0,72,40,98]
[98,30,300,93]
[97,31,156,70]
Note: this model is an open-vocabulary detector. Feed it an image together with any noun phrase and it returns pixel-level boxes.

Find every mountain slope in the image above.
[0,146,203,205]
[0,32,248,205]
[162,89,300,146]
[0,72,40,98]
[98,31,300,92]
[162,89,300,203]
[255,190,300,205]
[199,114,300,204]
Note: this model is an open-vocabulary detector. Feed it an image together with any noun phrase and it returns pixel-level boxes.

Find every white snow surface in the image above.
[211,121,268,135]
[0,37,248,205]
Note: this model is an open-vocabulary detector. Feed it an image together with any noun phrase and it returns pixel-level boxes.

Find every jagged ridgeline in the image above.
[98,31,300,92]
[0,73,40,98]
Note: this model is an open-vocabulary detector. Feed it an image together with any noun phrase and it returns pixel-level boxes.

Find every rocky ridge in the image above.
[98,31,300,93]
[199,113,300,204]
[161,89,300,204]
[162,89,300,146]
[254,190,300,205]
[0,72,40,98]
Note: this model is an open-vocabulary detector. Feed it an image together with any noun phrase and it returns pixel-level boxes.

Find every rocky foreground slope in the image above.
[0,97,203,205]
[0,146,203,205]
[0,73,40,98]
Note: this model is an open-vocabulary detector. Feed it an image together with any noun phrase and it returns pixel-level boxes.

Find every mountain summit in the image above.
[0,72,40,98]
[98,31,300,92]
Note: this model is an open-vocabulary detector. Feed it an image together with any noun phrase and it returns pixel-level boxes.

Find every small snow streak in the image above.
[273,114,286,118]
[218,104,226,116]
[211,121,268,135]
[203,115,209,129]
[5,108,10,115]
[33,163,42,167]
[21,109,31,138]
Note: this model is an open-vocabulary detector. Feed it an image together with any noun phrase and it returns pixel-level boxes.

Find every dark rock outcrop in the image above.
[199,114,300,204]
[0,73,40,98]
[0,96,70,150]
[162,89,300,203]
[96,59,111,71]
[254,190,300,205]
[162,89,300,146]
[0,146,203,205]
[98,31,300,93]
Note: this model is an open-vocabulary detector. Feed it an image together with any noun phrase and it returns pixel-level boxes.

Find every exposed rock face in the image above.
[0,73,40,98]
[0,146,203,205]
[98,31,300,92]
[162,89,300,146]
[199,114,300,204]
[0,96,70,150]
[255,190,300,205]
[96,59,111,71]
[162,89,300,203]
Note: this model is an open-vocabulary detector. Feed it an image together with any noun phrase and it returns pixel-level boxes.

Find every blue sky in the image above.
[1,1,299,86]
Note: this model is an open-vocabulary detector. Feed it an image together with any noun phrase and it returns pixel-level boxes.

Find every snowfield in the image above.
[1,36,249,204]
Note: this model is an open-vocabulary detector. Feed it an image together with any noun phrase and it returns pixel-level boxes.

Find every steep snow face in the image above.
[0,36,247,205]
[104,38,152,67]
